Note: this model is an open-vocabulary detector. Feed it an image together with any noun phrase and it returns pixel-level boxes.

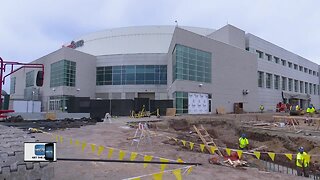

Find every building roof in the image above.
[70,26,215,56]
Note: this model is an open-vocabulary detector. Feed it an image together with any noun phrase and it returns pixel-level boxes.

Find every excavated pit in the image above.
[161,115,320,175]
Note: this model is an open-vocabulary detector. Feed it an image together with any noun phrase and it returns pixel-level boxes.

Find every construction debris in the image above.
[224,159,248,167]
[253,123,271,126]
[28,128,43,133]
[208,154,248,168]
[5,115,24,122]
[249,145,268,152]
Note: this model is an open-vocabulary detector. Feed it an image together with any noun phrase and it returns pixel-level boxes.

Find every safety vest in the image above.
[307,108,311,113]
[311,107,315,113]
[259,105,264,110]
[295,105,299,111]
[239,137,249,149]
[296,152,309,167]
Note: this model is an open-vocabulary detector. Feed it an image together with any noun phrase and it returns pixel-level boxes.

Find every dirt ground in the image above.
[18,113,319,179]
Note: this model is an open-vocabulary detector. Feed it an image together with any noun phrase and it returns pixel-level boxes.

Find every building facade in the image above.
[10,25,320,113]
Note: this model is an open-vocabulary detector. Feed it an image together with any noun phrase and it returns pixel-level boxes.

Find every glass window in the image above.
[256,50,264,59]
[266,73,272,89]
[96,65,167,85]
[294,64,298,70]
[299,66,303,71]
[300,81,304,93]
[281,59,286,66]
[282,77,287,91]
[274,57,279,64]
[305,82,308,94]
[26,70,35,87]
[10,77,16,94]
[265,54,272,61]
[258,71,264,88]
[294,80,298,92]
[309,83,312,94]
[304,68,308,73]
[313,84,316,95]
[288,62,292,68]
[50,60,76,87]
[309,69,312,74]
[173,44,211,83]
[274,75,280,90]
[174,91,188,114]
[288,78,293,91]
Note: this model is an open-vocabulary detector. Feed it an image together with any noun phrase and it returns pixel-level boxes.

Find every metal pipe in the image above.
[57,158,202,166]
[0,57,3,109]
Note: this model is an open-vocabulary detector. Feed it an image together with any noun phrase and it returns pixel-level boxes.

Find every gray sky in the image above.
[1,0,319,91]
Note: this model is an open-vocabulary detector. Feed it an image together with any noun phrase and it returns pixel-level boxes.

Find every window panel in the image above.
[10,77,16,94]
[288,78,293,91]
[266,73,272,89]
[294,80,299,92]
[282,77,287,91]
[173,44,211,83]
[50,60,76,87]
[300,81,304,93]
[26,70,35,87]
[97,65,167,85]
[305,82,308,94]
[274,75,280,90]
[258,71,264,88]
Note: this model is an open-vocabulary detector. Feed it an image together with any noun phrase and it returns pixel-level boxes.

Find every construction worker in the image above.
[306,105,316,126]
[310,104,316,114]
[239,133,249,150]
[296,147,310,177]
[259,105,264,113]
[307,106,312,114]
[295,104,300,111]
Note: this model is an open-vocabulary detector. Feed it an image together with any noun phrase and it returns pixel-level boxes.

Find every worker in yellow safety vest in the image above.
[296,146,310,177]
[239,134,249,150]
[306,105,316,126]
[307,105,316,114]
[259,105,264,113]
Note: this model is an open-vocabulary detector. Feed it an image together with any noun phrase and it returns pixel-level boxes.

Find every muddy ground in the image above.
[158,113,320,175]
[1,113,319,179]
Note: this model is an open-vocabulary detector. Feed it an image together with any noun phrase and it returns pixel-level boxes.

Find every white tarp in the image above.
[12,100,41,113]
[188,93,209,114]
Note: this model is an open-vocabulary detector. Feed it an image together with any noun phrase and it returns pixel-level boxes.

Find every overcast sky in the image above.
[1,0,319,91]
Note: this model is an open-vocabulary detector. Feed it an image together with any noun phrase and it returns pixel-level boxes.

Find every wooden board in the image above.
[166,108,176,116]
[216,107,226,114]
[273,116,320,121]
[45,112,56,120]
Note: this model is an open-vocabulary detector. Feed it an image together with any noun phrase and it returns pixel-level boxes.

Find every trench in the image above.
[163,118,320,178]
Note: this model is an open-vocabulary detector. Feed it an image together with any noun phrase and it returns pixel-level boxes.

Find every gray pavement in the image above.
[0,125,54,180]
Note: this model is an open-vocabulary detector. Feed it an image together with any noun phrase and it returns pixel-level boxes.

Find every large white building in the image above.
[9,24,320,114]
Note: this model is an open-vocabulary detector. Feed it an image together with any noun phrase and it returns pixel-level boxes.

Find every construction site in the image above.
[1,110,320,179]
[1,11,320,180]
